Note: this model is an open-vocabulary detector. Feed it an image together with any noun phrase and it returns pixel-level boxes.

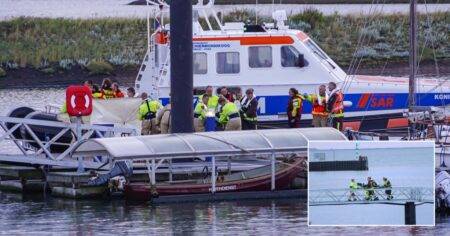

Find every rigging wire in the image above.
[341,0,384,93]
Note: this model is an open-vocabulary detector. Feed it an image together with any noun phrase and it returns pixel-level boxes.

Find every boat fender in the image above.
[343,101,352,107]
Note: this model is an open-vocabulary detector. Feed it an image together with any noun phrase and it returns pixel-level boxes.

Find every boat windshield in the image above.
[305,39,328,60]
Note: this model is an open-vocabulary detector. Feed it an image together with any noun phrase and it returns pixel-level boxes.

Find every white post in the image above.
[151,159,156,186]
[227,156,231,174]
[271,153,275,191]
[211,156,216,194]
[146,160,152,184]
[76,116,84,173]
[169,159,173,182]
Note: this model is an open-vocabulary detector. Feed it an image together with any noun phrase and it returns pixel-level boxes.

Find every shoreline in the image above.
[1,60,448,90]
[1,2,449,21]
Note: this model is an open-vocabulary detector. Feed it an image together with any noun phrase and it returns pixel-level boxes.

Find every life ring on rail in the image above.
[66,85,93,117]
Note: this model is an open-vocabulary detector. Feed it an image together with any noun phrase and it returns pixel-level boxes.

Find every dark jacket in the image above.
[327,93,336,113]
[240,96,258,119]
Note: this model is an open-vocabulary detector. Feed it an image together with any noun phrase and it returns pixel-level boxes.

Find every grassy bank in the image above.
[0,10,448,74]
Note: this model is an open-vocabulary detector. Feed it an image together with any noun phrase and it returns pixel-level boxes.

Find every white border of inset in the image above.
[307,140,435,227]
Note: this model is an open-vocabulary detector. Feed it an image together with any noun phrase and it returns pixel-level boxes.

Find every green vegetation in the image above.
[86,60,114,75]
[0,11,448,71]
[0,67,6,77]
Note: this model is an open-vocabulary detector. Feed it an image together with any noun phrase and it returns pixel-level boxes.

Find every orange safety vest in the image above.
[114,90,124,98]
[312,95,328,117]
[331,91,344,114]
[155,31,168,44]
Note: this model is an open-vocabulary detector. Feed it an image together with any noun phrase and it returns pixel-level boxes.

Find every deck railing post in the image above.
[76,117,84,173]
[211,156,216,194]
[151,159,156,186]
[271,153,275,191]
[169,159,173,182]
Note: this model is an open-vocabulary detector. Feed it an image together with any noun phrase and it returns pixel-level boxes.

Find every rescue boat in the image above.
[124,157,306,201]
[135,1,450,131]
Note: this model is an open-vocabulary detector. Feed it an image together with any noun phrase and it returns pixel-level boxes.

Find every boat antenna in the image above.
[408,0,418,112]
[255,0,258,24]
[355,142,360,160]
[408,0,418,136]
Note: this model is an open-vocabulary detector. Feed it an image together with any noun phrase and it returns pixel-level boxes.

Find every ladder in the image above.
[136,32,170,100]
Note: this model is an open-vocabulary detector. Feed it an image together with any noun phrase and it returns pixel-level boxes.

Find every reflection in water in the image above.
[0,192,442,235]
[0,191,307,234]
[1,191,445,234]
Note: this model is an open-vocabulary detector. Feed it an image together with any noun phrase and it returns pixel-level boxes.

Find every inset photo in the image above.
[308,141,435,226]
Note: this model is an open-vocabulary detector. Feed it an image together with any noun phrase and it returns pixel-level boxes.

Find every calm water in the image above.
[1,191,450,234]
[1,0,449,20]
[0,192,449,235]
[310,147,435,225]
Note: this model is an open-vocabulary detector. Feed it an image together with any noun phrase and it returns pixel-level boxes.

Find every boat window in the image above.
[248,46,272,68]
[305,39,328,60]
[281,46,301,67]
[216,52,240,74]
[193,52,207,74]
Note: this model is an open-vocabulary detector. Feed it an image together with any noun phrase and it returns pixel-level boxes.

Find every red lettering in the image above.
[370,98,378,107]
[386,97,394,107]
[370,96,394,108]
[377,98,385,107]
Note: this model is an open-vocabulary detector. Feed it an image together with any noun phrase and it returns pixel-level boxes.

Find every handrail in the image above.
[309,187,434,205]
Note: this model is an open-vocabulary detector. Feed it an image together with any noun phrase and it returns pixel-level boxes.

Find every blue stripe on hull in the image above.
[262,93,450,115]
[161,93,450,117]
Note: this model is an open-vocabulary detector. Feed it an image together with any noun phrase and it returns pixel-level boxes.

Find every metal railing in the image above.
[309,187,434,206]
[0,116,137,163]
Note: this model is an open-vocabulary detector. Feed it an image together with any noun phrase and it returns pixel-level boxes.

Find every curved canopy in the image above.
[73,128,347,160]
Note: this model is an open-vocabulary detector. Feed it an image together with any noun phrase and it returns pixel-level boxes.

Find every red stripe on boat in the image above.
[357,93,372,109]
[387,118,409,128]
[193,36,294,45]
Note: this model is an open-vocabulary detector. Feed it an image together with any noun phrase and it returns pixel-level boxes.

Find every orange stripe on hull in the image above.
[343,121,361,131]
[296,31,309,42]
[357,93,372,109]
[387,118,409,128]
[193,36,294,45]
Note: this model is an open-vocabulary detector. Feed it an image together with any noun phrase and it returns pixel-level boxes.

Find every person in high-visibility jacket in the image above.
[138,92,162,135]
[92,84,104,99]
[382,177,393,200]
[112,82,124,98]
[348,178,358,201]
[239,88,258,130]
[304,85,328,127]
[327,82,344,131]
[287,88,304,128]
[194,94,209,132]
[363,177,379,201]
[199,85,219,111]
[218,96,241,131]
[101,78,115,99]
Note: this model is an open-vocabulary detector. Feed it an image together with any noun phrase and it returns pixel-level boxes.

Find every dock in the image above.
[0,114,347,202]
[0,165,45,192]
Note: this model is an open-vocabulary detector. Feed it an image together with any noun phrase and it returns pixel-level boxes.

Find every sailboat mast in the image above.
[408,0,418,111]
